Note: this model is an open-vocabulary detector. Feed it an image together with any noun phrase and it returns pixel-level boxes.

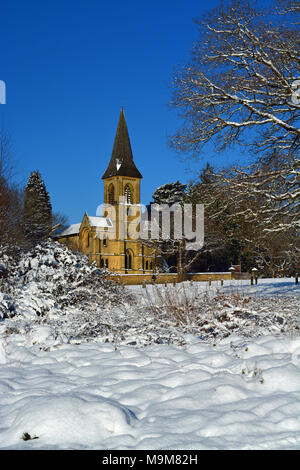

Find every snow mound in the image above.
[6,393,136,448]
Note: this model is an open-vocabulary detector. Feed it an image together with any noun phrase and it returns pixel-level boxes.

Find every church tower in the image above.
[101,108,145,273]
[102,107,142,205]
[56,108,157,275]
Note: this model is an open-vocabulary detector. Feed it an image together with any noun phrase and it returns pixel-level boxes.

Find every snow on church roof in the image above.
[87,216,113,228]
[55,223,81,237]
[55,216,112,238]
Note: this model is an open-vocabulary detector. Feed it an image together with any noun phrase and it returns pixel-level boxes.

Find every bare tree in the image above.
[170,0,299,158]
[218,156,299,234]
[0,127,15,182]
[0,130,23,245]
[51,211,69,235]
[141,182,209,280]
[169,0,300,276]
[191,156,300,275]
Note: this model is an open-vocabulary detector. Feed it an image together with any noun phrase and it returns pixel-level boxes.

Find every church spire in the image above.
[102,108,143,179]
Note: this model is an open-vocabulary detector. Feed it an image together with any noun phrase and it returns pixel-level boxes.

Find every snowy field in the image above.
[128,276,300,298]
[0,242,299,450]
[0,331,300,450]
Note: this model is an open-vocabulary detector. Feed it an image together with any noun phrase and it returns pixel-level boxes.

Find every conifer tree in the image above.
[152,181,187,205]
[23,171,53,245]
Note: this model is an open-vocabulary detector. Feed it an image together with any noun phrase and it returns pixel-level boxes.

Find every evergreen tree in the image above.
[23,171,53,245]
[152,181,187,205]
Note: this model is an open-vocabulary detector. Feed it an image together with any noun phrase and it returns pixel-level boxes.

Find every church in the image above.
[55,108,158,274]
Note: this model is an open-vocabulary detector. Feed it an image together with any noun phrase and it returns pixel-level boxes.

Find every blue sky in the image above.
[1,0,252,225]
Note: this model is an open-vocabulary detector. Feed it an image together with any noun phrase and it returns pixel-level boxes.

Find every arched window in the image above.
[103,234,107,246]
[100,259,104,268]
[125,250,132,270]
[108,184,115,205]
[105,259,108,268]
[124,184,132,204]
[145,261,149,270]
[82,229,89,249]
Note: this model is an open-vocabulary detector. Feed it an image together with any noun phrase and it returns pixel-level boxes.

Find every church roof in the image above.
[54,216,113,238]
[53,223,81,238]
[87,216,113,228]
[102,108,143,180]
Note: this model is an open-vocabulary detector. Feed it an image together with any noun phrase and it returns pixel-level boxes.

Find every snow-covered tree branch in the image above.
[169,0,300,158]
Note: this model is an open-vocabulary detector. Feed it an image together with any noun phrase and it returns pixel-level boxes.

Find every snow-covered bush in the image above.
[144,282,205,325]
[0,241,299,350]
[17,240,131,308]
[0,293,15,319]
[0,239,132,320]
[142,283,300,341]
